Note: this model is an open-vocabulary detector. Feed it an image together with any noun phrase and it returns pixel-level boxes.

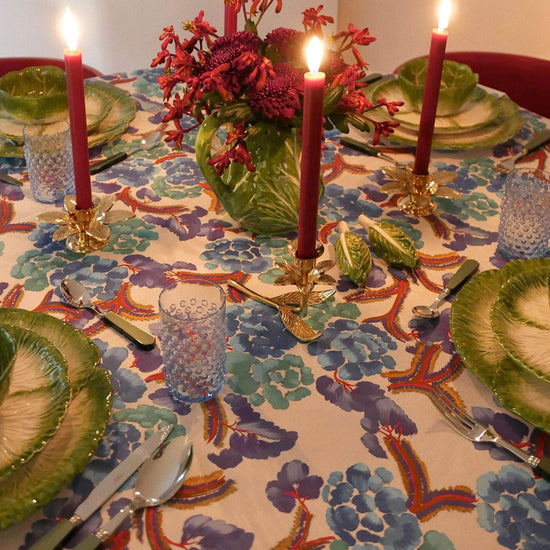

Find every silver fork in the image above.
[495,129,550,173]
[430,388,550,474]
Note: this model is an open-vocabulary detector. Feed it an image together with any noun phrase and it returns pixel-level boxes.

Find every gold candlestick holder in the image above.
[36,194,136,253]
[273,242,336,313]
[380,165,460,217]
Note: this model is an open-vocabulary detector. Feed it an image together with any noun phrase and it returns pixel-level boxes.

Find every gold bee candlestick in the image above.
[36,195,135,253]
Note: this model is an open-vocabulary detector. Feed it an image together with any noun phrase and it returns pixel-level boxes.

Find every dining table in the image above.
[1,66,550,550]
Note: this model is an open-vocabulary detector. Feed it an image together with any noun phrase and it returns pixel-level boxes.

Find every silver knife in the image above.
[29,424,174,550]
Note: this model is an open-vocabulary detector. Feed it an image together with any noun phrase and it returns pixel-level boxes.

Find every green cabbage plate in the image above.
[0,324,70,481]
[397,58,478,116]
[491,268,550,382]
[0,308,100,393]
[449,258,550,434]
[0,79,136,157]
[0,309,112,531]
[0,368,112,530]
[364,76,523,149]
[0,66,110,141]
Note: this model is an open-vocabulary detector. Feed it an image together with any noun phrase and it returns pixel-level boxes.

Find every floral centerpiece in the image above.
[152,1,402,235]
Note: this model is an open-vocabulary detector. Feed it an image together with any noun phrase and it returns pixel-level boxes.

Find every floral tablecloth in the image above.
[2,68,550,550]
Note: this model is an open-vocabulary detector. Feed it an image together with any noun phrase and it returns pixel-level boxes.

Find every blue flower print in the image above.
[323,463,424,549]
[201,237,273,273]
[477,464,550,550]
[308,318,397,379]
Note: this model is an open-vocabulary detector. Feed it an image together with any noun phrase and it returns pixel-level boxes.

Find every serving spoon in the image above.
[73,435,193,550]
[412,259,479,318]
[60,277,156,350]
[90,131,162,174]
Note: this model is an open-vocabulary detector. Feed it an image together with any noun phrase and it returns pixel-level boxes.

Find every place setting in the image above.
[2,0,550,549]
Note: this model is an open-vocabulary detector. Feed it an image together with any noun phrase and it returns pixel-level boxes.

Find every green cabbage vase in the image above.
[195,115,323,235]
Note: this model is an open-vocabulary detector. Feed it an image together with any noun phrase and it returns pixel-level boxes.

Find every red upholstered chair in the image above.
[0,57,102,79]
[394,52,550,119]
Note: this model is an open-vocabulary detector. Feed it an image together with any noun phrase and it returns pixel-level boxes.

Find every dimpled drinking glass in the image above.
[497,168,550,260]
[23,118,75,203]
[159,279,226,403]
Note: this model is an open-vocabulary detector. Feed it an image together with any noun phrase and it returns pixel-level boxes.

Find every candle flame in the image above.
[63,6,79,51]
[306,36,323,74]
[438,0,451,32]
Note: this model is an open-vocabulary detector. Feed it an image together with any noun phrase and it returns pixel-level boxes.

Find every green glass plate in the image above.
[364,76,523,149]
[491,268,550,381]
[449,258,550,433]
[0,309,112,530]
[0,80,136,157]
[0,324,70,481]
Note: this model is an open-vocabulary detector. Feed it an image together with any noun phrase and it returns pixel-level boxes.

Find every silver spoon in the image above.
[60,277,156,350]
[90,131,162,174]
[412,259,479,318]
[73,435,193,550]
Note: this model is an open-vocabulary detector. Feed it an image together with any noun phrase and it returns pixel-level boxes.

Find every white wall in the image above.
[338,0,550,75]
[3,1,548,76]
[2,0,338,75]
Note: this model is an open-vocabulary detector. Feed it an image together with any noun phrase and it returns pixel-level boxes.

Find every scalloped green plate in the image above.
[450,258,550,433]
[0,309,112,530]
[0,324,70,481]
[491,268,550,381]
[364,76,523,149]
[0,80,136,158]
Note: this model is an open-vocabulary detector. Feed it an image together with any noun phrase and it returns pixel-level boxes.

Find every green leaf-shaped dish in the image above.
[336,230,372,286]
[0,309,112,530]
[0,78,136,157]
[491,268,550,381]
[0,326,16,405]
[367,221,419,269]
[0,66,110,142]
[0,324,70,481]
[450,258,550,433]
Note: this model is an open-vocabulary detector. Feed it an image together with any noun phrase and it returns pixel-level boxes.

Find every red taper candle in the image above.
[297,36,325,259]
[224,1,238,35]
[413,0,450,176]
[63,7,93,210]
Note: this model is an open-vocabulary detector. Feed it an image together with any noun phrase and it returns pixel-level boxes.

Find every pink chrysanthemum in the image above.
[248,63,301,122]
